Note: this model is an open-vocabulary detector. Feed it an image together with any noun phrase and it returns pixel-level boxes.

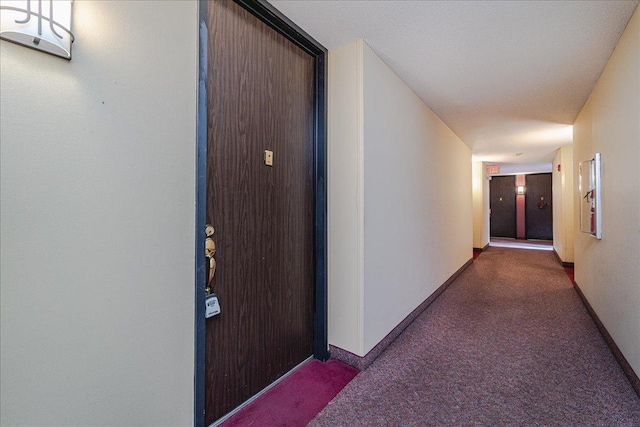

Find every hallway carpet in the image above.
[310,247,640,426]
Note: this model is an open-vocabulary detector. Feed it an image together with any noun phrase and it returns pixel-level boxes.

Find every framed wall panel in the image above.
[579,153,602,239]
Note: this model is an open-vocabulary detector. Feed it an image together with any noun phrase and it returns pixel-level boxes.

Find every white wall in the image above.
[0,1,198,425]
[552,146,574,263]
[573,6,639,375]
[362,42,472,352]
[327,41,364,353]
[472,162,490,250]
[328,40,472,356]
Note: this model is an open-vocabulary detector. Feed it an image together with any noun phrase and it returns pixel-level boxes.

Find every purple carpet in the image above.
[220,359,358,427]
[310,247,640,426]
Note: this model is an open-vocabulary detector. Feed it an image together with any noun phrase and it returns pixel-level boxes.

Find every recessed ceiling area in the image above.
[269,0,639,172]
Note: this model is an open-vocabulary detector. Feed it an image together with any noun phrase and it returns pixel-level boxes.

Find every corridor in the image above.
[310,248,640,426]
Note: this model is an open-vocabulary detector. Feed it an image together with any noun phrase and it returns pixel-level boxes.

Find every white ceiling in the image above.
[269,0,638,171]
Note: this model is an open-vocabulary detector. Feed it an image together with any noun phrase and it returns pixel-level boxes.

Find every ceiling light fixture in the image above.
[0,0,74,59]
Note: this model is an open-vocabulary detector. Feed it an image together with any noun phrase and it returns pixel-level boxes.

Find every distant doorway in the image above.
[525,173,553,240]
[489,176,517,238]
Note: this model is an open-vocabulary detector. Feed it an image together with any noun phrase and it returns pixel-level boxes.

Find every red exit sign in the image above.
[486,165,500,174]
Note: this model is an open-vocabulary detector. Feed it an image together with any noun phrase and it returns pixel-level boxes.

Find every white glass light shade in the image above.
[1,0,74,59]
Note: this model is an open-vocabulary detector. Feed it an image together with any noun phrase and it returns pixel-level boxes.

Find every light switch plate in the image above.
[264,150,273,166]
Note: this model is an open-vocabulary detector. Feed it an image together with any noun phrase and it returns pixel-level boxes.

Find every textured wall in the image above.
[0,1,198,425]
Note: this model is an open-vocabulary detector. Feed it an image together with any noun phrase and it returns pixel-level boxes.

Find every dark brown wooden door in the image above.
[525,173,553,240]
[490,176,517,238]
[204,0,315,423]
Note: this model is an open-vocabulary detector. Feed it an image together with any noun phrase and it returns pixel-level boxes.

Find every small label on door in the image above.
[264,150,273,166]
[205,294,221,318]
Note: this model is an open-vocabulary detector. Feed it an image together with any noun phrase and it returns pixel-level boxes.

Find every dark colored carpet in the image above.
[310,247,640,426]
[220,359,358,427]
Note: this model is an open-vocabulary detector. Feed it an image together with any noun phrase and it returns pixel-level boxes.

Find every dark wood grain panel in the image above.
[490,176,517,238]
[204,0,315,423]
[525,173,553,240]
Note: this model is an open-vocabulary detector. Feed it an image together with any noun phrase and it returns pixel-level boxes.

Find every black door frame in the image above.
[194,1,328,425]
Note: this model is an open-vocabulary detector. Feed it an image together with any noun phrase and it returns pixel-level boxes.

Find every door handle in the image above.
[205,224,216,295]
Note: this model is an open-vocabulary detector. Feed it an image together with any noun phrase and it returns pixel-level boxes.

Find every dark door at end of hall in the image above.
[525,173,553,240]
[490,175,517,238]
[204,0,316,424]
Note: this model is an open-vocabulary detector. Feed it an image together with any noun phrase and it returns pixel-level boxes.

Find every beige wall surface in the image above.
[327,41,365,354]
[472,162,490,250]
[573,6,640,375]
[552,146,574,263]
[0,1,198,425]
[328,40,472,356]
[362,42,472,353]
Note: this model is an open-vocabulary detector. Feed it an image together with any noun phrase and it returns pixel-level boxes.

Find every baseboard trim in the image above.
[473,243,490,252]
[573,281,640,398]
[552,248,574,267]
[331,258,474,371]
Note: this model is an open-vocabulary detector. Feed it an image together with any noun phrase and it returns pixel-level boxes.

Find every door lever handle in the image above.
[205,224,216,295]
